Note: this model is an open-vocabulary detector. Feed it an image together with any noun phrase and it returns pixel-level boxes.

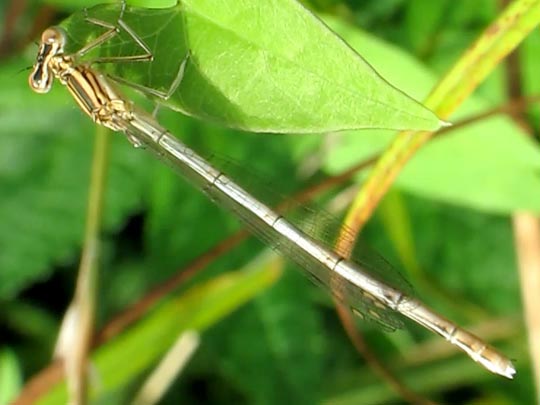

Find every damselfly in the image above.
[28,1,515,379]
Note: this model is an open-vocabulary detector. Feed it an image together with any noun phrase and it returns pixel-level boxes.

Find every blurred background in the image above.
[0,0,538,404]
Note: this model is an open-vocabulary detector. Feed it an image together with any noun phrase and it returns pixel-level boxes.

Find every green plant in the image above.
[1,0,538,404]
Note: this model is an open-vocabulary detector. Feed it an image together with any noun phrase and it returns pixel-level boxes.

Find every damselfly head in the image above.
[28,26,66,93]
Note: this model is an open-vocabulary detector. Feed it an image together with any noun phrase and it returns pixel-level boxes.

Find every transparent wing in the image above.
[202,155,413,331]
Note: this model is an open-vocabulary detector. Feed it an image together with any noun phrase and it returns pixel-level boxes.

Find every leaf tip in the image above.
[439,119,452,128]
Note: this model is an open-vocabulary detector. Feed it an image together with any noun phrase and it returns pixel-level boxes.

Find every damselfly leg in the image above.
[78,0,153,63]
[81,0,189,115]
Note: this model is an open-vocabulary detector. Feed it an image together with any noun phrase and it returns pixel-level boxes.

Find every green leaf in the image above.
[37,252,283,404]
[408,198,519,313]
[522,29,540,128]
[404,0,450,53]
[323,17,540,213]
[0,348,22,405]
[40,1,175,9]
[59,1,442,133]
[211,269,324,405]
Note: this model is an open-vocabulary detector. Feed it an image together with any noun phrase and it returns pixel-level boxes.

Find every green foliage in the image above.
[0,69,149,297]
[38,256,282,404]
[1,0,538,404]
[204,269,324,405]
[0,348,22,404]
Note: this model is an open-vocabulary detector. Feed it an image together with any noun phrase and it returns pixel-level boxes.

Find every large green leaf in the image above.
[0,348,22,404]
[58,1,442,133]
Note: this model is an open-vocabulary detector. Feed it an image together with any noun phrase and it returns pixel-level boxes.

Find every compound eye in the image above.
[41,27,66,48]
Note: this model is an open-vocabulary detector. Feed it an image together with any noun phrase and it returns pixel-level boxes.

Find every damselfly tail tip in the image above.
[500,362,516,380]
[469,349,517,380]
[486,357,516,379]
